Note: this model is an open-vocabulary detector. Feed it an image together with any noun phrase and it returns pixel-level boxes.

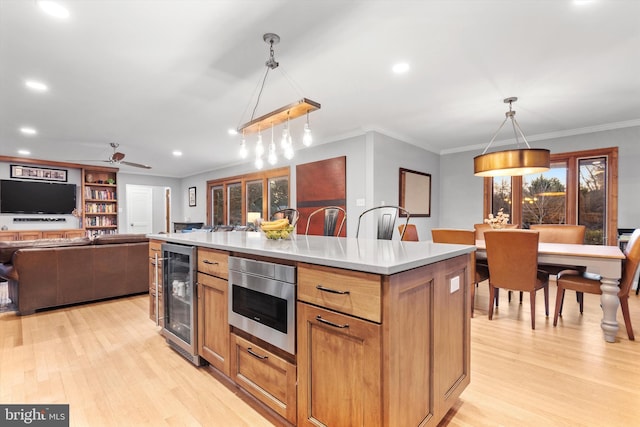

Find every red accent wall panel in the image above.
[296,156,346,236]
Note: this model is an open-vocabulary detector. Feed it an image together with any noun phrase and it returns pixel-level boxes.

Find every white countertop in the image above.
[147,231,475,275]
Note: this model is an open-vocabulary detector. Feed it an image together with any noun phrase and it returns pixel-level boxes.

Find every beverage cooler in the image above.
[161,243,204,366]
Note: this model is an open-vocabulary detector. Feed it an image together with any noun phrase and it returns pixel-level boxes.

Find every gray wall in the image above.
[178,131,440,239]
[116,173,181,233]
[4,125,637,238]
[0,164,82,231]
[439,125,640,230]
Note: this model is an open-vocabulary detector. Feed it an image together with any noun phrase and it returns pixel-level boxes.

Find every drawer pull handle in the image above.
[247,347,268,360]
[316,285,350,295]
[202,260,219,265]
[151,248,161,252]
[316,315,349,329]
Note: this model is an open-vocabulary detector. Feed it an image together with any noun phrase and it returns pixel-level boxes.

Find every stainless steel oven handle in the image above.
[316,315,349,329]
[316,285,350,295]
[247,347,269,360]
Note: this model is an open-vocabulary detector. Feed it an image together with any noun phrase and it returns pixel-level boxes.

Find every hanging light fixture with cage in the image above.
[473,97,550,177]
[236,33,320,170]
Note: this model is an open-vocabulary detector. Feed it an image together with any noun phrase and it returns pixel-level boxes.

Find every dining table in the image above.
[475,239,626,343]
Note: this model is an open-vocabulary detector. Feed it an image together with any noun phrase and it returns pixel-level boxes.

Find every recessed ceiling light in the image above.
[25,80,49,92]
[18,149,31,156]
[228,129,238,136]
[172,150,183,157]
[38,1,70,19]
[20,127,37,135]
[392,63,410,74]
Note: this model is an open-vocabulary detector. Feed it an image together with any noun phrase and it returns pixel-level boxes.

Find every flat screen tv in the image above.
[0,179,77,214]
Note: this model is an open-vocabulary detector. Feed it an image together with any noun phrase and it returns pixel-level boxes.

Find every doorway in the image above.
[126,184,171,234]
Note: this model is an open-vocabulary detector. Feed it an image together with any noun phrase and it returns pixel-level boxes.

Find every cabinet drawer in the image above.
[298,263,382,323]
[149,240,163,258]
[197,248,228,279]
[230,333,296,424]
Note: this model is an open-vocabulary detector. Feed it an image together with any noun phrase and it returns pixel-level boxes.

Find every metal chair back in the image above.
[356,205,410,240]
[305,206,346,236]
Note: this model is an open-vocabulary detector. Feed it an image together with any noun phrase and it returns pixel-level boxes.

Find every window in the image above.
[211,185,224,226]
[521,161,568,226]
[268,176,289,218]
[578,157,607,245]
[484,147,618,245]
[246,179,263,224]
[206,167,289,226]
[227,182,242,225]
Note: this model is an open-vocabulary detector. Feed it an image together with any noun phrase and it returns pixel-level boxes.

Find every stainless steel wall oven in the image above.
[228,256,296,355]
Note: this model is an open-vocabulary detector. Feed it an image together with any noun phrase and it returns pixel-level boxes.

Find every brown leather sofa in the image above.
[0,234,149,315]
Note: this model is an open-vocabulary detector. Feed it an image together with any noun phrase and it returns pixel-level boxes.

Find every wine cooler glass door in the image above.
[162,244,196,353]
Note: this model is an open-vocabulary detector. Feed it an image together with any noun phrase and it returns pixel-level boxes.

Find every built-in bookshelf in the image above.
[82,167,119,237]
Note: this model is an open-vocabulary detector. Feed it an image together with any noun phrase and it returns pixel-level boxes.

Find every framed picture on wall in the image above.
[10,164,68,182]
[399,168,431,217]
[188,187,196,207]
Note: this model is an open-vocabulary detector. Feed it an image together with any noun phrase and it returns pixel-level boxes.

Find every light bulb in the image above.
[268,141,278,165]
[254,156,264,170]
[239,138,248,158]
[281,127,289,149]
[303,122,312,146]
[284,143,294,160]
[255,133,264,156]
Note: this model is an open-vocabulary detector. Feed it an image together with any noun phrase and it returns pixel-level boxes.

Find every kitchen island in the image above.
[148,231,475,426]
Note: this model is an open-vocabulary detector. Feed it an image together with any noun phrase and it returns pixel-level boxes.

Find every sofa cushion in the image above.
[0,237,92,263]
[92,233,149,245]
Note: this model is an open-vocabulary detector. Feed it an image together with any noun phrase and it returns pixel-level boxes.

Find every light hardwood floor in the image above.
[1,280,639,426]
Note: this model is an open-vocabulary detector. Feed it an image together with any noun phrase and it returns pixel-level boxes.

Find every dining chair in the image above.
[484,230,550,329]
[398,224,419,241]
[474,222,519,240]
[475,222,520,304]
[431,228,490,317]
[554,229,640,340]
[529,224,587,275]
[355,205,410,240]
[304,206,346,236]
[271,208,300,227]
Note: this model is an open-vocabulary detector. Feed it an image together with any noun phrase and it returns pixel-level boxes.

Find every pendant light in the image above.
[474,97,550,177]
[236,33,321,168]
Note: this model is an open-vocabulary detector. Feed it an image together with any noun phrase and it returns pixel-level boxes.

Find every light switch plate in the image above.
[450,276,460,293]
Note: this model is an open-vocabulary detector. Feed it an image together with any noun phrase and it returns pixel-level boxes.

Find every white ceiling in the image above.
[1,0,639,178]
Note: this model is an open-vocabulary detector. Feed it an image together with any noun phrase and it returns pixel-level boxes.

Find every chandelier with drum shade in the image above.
[474,97,550,177]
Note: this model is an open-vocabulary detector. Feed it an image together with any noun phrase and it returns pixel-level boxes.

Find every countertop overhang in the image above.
[147,232,475,275]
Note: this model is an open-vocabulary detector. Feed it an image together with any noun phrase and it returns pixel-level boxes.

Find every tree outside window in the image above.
[485,147,618,245]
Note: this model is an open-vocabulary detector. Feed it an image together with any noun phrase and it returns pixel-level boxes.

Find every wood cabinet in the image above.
[297,254,472,426]
[297,302,381,426]
[148,240,163,326]
[0,229,86,241]
[196,247,230,375]
[42,229,86,239]
[82,167,118,237]
[230,333,297,424]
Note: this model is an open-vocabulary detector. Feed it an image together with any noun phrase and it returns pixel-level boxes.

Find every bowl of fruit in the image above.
[260,218,294,240]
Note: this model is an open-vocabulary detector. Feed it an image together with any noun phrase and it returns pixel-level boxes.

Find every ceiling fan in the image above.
[98,143,152,169]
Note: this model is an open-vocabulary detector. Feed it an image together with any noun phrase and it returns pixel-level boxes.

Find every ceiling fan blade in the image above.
[120,160,152,169]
